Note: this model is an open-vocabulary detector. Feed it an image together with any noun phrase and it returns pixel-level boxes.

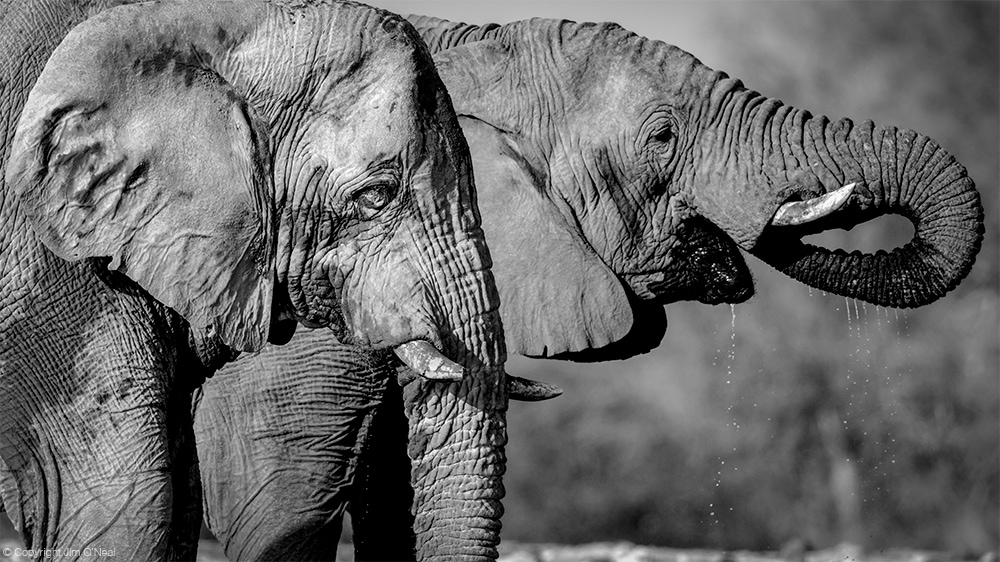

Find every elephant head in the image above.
[188,13,984,562]
[4,1,507,557]
[410,16,983,360]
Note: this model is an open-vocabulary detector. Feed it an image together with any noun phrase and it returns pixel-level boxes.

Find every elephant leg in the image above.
[349,377,416,561]
[195,331,392,561]
[0,262,197,560]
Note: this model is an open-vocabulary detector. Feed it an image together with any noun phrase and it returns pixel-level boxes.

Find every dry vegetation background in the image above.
[2,0,998,559]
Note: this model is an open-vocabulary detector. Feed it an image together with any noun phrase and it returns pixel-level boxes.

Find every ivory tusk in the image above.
[507,374,563,402]
[394,340,465,381]
[771,183,856,227]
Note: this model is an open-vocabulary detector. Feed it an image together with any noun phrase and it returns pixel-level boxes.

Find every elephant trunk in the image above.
[400,266,507,560]
[704,87,984,308]
[759,114,982,307]
[402,366,507,560]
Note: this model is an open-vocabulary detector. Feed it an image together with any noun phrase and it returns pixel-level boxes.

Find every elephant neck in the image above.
[407,15,502,54]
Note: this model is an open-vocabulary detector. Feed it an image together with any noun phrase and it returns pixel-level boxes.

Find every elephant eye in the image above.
[352,183,395,218]
[651,125,672,143]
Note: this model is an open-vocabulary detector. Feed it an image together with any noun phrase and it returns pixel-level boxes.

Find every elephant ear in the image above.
[6,31,276,352]
[433,39,521,134]
[460,117,634,357]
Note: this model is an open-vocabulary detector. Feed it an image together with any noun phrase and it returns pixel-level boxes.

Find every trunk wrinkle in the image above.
[753,120,983,308]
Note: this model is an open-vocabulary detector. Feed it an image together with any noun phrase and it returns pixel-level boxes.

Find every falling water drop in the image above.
[726,304,737,375]
[715,304,740,521]
[862,302,872,369]
[711,323,721,367]
[874,306,907,499]
[853,299,862,340]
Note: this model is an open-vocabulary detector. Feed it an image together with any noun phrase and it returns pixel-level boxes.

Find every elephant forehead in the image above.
[566,40,692,102]
[301,97,426,171]
[566,72,682,141]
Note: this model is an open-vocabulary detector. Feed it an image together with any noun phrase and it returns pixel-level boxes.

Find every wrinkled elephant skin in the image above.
[195,12,984,562]
[0,1,507,560]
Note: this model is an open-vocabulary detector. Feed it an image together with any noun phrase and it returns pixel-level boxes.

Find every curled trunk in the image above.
[712,90,985,308]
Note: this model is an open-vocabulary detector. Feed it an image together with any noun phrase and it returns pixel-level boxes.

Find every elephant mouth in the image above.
[625,217,755,306]
[645,267,753,305]
[637,183,858,307]
[267,282,298,345]
[639,262,753,305]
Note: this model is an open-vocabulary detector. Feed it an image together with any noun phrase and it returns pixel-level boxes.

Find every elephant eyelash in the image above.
[650,126,673,143]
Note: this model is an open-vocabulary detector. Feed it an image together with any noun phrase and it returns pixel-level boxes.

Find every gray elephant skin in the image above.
[194,13,985,562]
[0,1,511,560]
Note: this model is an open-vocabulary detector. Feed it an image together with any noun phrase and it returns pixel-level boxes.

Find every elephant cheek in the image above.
[338,256,438,349]
[347,294,423,348]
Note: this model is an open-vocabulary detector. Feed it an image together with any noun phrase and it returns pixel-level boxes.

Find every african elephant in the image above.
[0,1,509,559]
[195,13,985,561]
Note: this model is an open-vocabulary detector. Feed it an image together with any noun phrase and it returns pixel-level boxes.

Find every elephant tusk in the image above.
[394,340,465,381]
[771,183,856,227]
[507,374,563,401]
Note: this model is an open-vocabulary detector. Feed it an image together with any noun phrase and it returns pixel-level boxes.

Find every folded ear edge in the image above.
[7,39,277,352]
[459,117,635,358]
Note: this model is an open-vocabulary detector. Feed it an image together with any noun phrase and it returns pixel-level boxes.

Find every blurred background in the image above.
[366,0,1000,555]
[2,0,997,557]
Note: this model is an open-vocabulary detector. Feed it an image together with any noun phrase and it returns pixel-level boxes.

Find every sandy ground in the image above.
[1,536,994,562]
[195,540,997,562]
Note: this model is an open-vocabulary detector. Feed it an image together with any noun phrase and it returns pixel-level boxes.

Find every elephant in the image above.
[194,12,985,562]
[0,1,512,559]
